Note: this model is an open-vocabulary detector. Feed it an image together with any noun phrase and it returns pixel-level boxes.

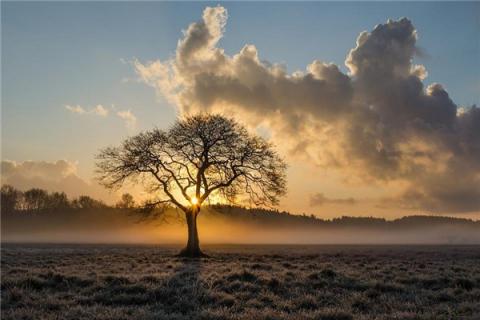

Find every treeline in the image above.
[2,185,479,228]
[0,185,135,214]
[211,204,480,228]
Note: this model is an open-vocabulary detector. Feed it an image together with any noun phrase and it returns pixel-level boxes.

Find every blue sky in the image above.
[2,2,480,217]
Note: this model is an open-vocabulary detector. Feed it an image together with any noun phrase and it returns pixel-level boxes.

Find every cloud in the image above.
[1,160,77,181]
[0,160,114,201]
[65,104,138,130]
[310,193,356,207]
[393,181,480,214]
[134,7,480,214]
[116,110,137,130]
[65,104,109,117]
[92,105,109,116]
[65,105,86,114]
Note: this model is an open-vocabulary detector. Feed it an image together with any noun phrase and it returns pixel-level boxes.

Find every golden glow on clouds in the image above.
[132,6,480,215]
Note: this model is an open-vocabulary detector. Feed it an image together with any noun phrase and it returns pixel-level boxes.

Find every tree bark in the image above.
[178,207,206,257]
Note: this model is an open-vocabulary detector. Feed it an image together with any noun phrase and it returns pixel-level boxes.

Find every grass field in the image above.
[2,244,480,320]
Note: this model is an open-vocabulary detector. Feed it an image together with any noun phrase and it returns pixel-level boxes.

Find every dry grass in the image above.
[2,244,480,320]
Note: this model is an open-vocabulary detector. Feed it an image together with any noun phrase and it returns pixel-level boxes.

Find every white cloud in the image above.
[65,104,109,117]
[65,105,86,114]
[117,110,137,130]
[92,104,109,117]
[65,104,139,131]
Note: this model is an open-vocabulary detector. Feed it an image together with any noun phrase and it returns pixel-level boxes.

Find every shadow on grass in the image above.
[150,258,208,318]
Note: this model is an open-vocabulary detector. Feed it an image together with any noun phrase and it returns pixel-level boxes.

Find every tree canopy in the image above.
[96,114,287,211]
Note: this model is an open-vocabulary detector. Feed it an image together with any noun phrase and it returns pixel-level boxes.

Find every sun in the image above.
[191,196,198,205]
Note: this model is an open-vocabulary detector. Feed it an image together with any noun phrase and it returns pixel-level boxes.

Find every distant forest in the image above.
[2,184,480,245]
[2,184,479,228]
[1,184,125,214]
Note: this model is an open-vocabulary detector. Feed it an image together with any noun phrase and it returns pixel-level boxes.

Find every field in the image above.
[2,245,480,320]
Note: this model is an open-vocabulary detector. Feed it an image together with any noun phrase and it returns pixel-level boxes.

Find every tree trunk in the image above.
[178,207,206,257]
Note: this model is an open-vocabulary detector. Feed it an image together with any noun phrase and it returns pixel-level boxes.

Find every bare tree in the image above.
[47,192,70,211]
[116,193,136,209]
[1,185,21,214]
[96,114,287,257]
[23,188,49,212]
[71,195,106,209]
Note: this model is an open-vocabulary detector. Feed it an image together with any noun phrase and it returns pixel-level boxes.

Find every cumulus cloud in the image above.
[0,160,114,201]
[1,160,77,181]
[134,7,480,214]
[310,193,356,207]
[117,110,137,130]
[65,104,109,116]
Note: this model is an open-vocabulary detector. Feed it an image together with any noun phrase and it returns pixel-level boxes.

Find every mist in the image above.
[3,207,479,245]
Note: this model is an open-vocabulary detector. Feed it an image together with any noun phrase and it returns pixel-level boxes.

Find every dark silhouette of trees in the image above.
[1,185,21,213]
[0,185,107,214]
[96,114,287,257]
[23,188,49,212]
[71,195,106,209]
[116,193,135,209]
[46,192,70,211]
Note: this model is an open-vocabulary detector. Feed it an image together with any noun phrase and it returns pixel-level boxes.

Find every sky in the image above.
[2,2,479,219]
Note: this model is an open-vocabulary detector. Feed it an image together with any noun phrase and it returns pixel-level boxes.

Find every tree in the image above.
[71,195,106,209]
[116,193,135,209]
[96,114,287,257]
[47,192,70,211]
[23,188,49,212]
[1,185,21,214]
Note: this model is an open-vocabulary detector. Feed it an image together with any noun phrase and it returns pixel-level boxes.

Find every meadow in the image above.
[2,244,480,320]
